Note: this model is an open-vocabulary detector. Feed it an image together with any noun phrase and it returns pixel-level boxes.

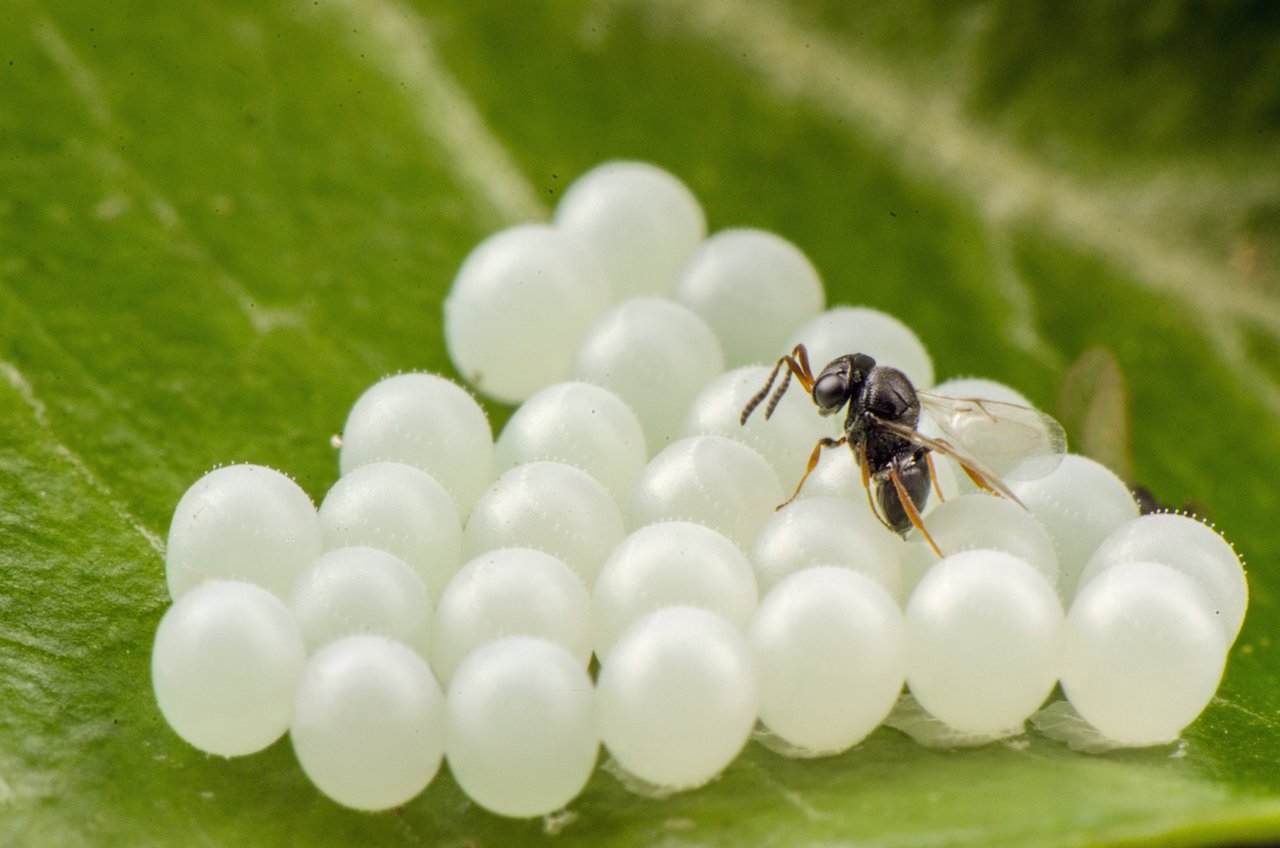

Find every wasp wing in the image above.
[870,414,1025,504]
[915,392,1068,482]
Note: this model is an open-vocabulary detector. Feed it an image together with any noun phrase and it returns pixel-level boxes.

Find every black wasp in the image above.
[740,344,1067,556]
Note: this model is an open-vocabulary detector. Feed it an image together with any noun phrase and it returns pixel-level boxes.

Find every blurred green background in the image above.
[2,1,1279,845]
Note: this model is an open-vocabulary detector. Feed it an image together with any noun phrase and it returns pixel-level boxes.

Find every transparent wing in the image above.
[915,392,1068,482]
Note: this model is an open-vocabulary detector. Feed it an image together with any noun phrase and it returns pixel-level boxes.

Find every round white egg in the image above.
[624,435,782,551]
[318,461,462,602]
[749,566,905,755]
[289,546,433,656]
[672,228,825,368]
[905,549,1063,735]
[463,461,625,589]
[679,364,838,493]
[1078,513,1246,643]
[900,493,1059,601]
[573,297,724,451]
[495,381,647,502]
[597,607,758,791]
[165,464,322,600]
[446,637,598,818]
[290,635,445,811]
[787,305,934,389]
[1062,561,1228,746]
[337,372,494,516]
[1007,454,1139,598]
[749,495,902,599]
[592,521,757,661]
[431,547,591,685]
[152,580,306,756]
[444,224,610,404]
[553,161,705,300]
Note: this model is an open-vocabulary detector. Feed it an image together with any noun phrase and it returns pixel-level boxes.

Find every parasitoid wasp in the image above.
[740,344,1067,556]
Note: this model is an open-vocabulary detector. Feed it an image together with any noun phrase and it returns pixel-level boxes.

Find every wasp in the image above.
[740,344,1067,556]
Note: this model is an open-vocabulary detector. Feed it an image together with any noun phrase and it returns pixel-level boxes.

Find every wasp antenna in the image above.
[740,358,784,425]
[764,369,793,419]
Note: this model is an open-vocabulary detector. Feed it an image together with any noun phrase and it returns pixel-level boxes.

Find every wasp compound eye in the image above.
[812,372,848,410]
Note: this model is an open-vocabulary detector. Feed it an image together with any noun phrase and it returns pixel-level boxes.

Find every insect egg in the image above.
[673,228,825,369]
[591,521,758,661]
[788,305,935,389]
[290,634,445,811]
[553,160,706,301]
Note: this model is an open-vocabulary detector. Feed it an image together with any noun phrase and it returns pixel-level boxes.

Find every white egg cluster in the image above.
[154,161,1247,817]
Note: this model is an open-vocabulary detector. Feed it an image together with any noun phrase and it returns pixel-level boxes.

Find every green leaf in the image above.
[3,1,1279,845]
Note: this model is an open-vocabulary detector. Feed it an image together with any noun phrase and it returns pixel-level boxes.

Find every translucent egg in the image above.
[749,567,905,755]
[597,607,758,791]
[905,549,1063,735]
[152,580,306,756]
[787,306,934,389]
[1062,561,1228,746]
[679,364,838,493]
[749,495,902,599]
[446,636,598,818]
[463,461,625,589]
[900,493,1059,601]
[289,546,432,656]
[318,462,463,602]
[165,464,321,600]
[444,224,610,404]
[495,381,647,502]
[431,547,591,685]
[553,161,706,300]
[290,635,445,811]
[572,297,724,450]
[672,228,825,369]
[592,521,758,661]
[624,435,783,551]
[1079,513,1247,642]
[337,372,494,517]
[1007,454,1139,598]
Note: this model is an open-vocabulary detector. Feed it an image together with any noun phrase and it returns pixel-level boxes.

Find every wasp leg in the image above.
[777,435,848,510]
[889,466,943,558]
[960,463,1000,496]
[859,447,897,534]
[741,344,818,424]
[925,452,945,502]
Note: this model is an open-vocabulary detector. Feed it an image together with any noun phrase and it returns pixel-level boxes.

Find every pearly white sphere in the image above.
[289,546,432,656]
[749,495,902,600]
[679,364,838,493]
[624,435,782,551]
[463,461,624,589]
[901,493,1059,601]
[573,297,724,451]
[597,607,758,790]
[318,462,462,602]
[165,464,322,600]
[672,228,825,368]
[495,381,647,501]
[444,224,610,404]
[446,637,598,818]
[337,372,494,517]
[905,549,1063,735]
[553,161,705,300]
[1079,513,1246,642]
[750,567,905,755]
[431,547,591,685]
[787,305,934,389]
[1062,561,1228,746]
[290,635,445,811]
[1008,454,1139,598]
[592,521,758,661]
[152,580,305,756]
